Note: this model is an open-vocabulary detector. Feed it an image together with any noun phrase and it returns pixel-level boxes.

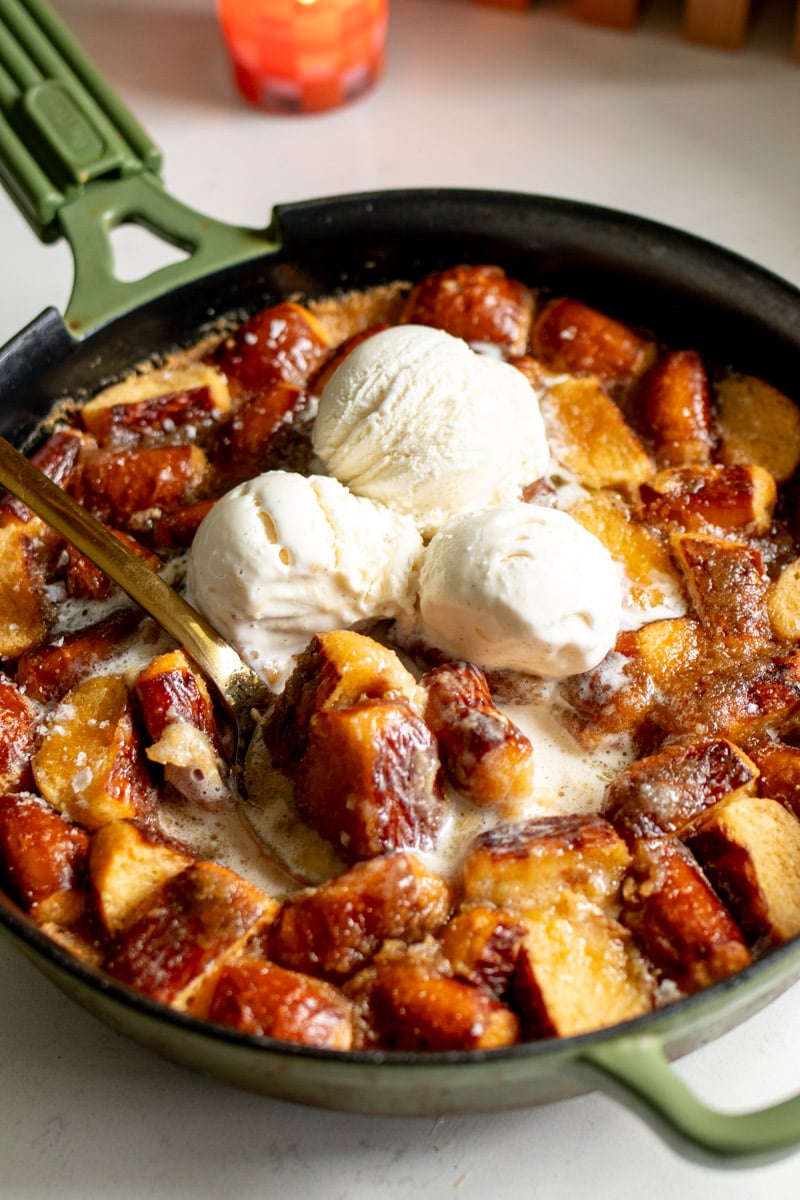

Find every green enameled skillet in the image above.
[0,0,799,1168]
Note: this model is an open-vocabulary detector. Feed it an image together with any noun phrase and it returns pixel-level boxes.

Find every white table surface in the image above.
[1,0,800,1195]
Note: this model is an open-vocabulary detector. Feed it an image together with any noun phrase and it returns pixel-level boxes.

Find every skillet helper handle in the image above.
[0,0,275,336]
[578,1034,800,1167]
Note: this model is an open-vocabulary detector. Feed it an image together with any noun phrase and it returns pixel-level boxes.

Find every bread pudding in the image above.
[1,262,800,1053]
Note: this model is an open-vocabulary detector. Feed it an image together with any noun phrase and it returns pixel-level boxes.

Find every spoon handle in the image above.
[0,434,263,719]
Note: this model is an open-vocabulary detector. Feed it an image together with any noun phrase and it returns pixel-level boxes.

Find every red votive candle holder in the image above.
[217,0,388,113]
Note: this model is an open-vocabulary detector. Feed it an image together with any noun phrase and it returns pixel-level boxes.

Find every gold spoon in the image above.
[0,433,271,793]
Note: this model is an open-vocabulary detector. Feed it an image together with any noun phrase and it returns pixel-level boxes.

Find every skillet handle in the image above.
[0,0,277,336]
[577,1034,800,1168]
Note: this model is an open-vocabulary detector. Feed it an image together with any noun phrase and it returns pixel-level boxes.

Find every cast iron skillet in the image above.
[1,0,800,1168]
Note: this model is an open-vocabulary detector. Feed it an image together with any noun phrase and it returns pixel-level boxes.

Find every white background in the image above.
[1,0,800,1195]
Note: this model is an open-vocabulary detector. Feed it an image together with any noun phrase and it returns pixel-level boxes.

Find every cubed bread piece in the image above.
[267,852,452,980]
[440,904,527,997]
[80,362,231,445]
[689,794,800,948]
[636,349,713,467]
[513,899,655,1039]
[89,819,194,934]
[530,296,657,388]
[61,529,162,601]
[625,617,703,692]
[569,490,684,616]
[295,698,443,863]
[767,558,800,642]
[462,813,630,912]
[134,650,230,808]
[671,533,772,643]
[15,607,144,704]
[209,301,332,396]
[716,373,800,484]
[0,792,90,924]
[74,445,210,528]
[151,499,215,550]
[422,662,534,810]
[32,674,157,829]
[639,463,777,536]
[345,942,520,1052]
[557,641,654,748]
[0,671,36,792]
[749,740,800,820]
[201,957,354,1049]
[0,428,86,531]
[264,629,421,771]
[620,836,751,993]
[106,861,274,1005]
[603,737,758,842]
[0,522,52,658]
[539,375,653,492]
[402,265,534,354]
[215,381,313,484]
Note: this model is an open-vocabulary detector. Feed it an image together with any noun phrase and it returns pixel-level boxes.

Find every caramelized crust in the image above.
[603,737,758,841]
[749,740,800,819]
[402,265,534,355]
[80,363,231,446]
[210,301,332,396]
[440,904,526,997]
[423,662,534,810]
[0,673,36,792]
[89,819,193,935]
[267,852,452,980]
[620,836,751,993]
[463,813,630,911]
[74,444,211,529]
[0,522,52,658]
[639,463,777,536]
[530,296,656,388]
[540,375,653,492]
[636,349,713,468]
[671,533,772,644]
[0,792,89,918]
[15,607,144,704]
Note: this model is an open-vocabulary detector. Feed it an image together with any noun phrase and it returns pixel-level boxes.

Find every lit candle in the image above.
[217,0,388,113]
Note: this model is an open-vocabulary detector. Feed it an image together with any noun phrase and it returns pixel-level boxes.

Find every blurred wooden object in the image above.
[576,0,639,28]
[682,0,751,48]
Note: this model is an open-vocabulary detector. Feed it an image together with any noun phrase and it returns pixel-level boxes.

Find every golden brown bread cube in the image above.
[512,899,655,1039]
[80,363,231,446]
[214,381,314,485]
[295,698,443,863]
[0,672,36,792]
[539,375,653,492]
[0,792,90,924]
[32,674,157,830]
[749,740,800,820]
[716,372,800,485]
[624,617,703,692]
[440,904,527,997]
[620,836,751,993]
[689,794,800,948]
[639,463,777,537]
[530,296,657,389]
[74,444,211,528]
[345,941,520,1051]
[671,533,772,644]
[462,813,630,912]
[636,349,713,468]
[603,737,759,842]
[61,528,162,601]
[134,650,230,808]
[422,662,534,810]
[201,958,354,1049]
[106,861,274,1005]
[267,851,453,980]
[0,521,52,658]
[89,819,194,935]
[264,629,421,771]
[209,301,333,396]
[402,264,534,354]
[569,490,683,617]
[557,640,654,747]
[767,558,800,642]
[15,607,144,703]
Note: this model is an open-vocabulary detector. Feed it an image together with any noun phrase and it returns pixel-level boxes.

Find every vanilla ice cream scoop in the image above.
[187,471,424,690]
[417,503,622,678]
[313,325,550,538]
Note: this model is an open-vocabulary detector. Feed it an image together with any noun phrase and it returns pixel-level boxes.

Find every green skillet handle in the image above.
[577,1034,800,1168]
[0,0,277,337]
